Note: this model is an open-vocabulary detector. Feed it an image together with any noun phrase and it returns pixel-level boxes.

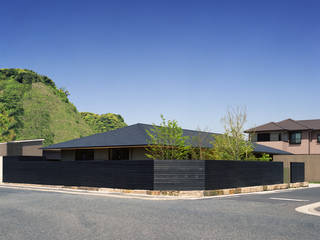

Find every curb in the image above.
[0,182,309,198]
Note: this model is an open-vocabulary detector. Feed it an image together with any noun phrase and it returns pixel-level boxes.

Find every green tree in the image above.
[212,107,254,160]
[145,115,190,160]
[190,128,214,160]
[80,112,127,133]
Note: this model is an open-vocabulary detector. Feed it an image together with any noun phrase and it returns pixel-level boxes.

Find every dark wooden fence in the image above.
[290,162,305,183]
[3,157,284,190]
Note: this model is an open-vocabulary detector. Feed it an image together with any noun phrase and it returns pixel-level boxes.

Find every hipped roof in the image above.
[245,118,320,133]
[44,123,291,155]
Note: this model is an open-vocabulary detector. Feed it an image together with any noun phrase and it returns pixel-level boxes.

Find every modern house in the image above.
[0,139,44,157]
[245,118,320,155]
[245,118,320,182]
[43,123,289,161]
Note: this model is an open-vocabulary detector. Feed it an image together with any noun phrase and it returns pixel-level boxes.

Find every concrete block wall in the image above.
[274,154,320,182]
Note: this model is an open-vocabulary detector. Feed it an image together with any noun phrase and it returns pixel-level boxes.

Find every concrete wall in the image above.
[274,154,320,182]
[7,142,22,156]
[0,143,7,156]
[21,142,43,156]
[0,156,3,183]
[0,140,43,156]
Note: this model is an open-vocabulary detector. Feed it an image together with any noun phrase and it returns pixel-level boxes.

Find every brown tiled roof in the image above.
[245,118,320,133]
[245,122,284,132]
[297,119,320,130]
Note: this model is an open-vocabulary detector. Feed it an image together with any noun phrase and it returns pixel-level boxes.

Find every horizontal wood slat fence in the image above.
[3,157,284,190]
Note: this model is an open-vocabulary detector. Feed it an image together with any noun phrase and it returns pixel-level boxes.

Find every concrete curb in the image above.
[0,182,309,198]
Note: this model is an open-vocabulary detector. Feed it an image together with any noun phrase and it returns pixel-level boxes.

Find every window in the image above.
[257,133,270,142]
[111,148,129,160]
[75,149,94,160]
[317,135,320,143]
[289,132,302,144]
[278,133,282,141]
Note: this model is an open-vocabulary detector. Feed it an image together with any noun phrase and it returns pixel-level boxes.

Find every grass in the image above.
[20,82,94,145]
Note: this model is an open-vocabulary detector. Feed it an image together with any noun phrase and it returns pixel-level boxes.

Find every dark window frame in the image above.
[289,132,302,145]
[257,133,270,142]
[111,148,130,160]
[75,149,94,160]
[278,133,282,141]
[317,134,320,144]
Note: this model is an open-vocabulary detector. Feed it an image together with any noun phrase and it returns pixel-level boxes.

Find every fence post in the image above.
[0,156,3,183]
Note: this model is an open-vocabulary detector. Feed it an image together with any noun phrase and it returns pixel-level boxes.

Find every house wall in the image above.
[131,147,150,160]
[252,131,310,155]
[7,142,22,156]
[94,149,109,160]
[310,131,320,154]
[61,150,75,161]
[0,143,7,156]
[43,150,61,160]
[21,141,43,156]
[59,147,151,161]
[274,154,320,182]
[0,140,43,157]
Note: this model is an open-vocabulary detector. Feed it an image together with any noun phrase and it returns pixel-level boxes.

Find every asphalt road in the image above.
[0,186,319,240]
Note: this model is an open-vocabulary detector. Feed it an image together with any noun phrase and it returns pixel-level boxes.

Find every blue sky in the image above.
[1,0,319,132]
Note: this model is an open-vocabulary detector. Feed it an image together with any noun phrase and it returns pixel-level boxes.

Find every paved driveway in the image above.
[0,186,319,240]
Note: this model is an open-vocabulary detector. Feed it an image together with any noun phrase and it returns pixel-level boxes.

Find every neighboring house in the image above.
[0,139,44,157]
[245,118,320,155]
[43,123,289,161]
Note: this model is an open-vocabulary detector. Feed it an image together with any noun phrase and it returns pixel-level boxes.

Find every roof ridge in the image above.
[284,118,310,129]
[270,121,285,130]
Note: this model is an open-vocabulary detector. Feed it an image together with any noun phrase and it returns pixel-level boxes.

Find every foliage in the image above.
[0,104,16,142]
[190,129,215,160]
[80,112,127,133]
[145,115,190,160]
[212,107,254,160]
[246,153,272,162]
[0,68,127,145]
[0,68,56,88]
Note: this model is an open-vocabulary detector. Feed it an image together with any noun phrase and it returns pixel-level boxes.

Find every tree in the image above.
[212,107,254,160]
[190,127,214,160]
[145,115,190,160]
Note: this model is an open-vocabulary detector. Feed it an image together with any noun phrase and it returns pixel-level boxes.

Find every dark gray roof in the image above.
[252,143,291,155]
[43,123,217,149]
[44,123,290,155]
[245,118,320,133]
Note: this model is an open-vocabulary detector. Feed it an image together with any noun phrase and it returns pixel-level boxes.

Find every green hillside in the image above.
[0,68,127,145]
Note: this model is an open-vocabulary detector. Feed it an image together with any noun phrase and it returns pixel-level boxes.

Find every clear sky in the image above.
[1,0,319,132]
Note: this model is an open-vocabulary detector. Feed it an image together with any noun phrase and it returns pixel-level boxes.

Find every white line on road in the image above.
[269,197,309,202]
[296,202,320,217]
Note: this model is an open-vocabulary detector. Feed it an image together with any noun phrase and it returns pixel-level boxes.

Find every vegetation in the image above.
[190,128,214,160]
[212,107,254,160]
[146,109,271,161]
[0,68,126,145]
[145,115,190,160]
[81,112,127,133]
